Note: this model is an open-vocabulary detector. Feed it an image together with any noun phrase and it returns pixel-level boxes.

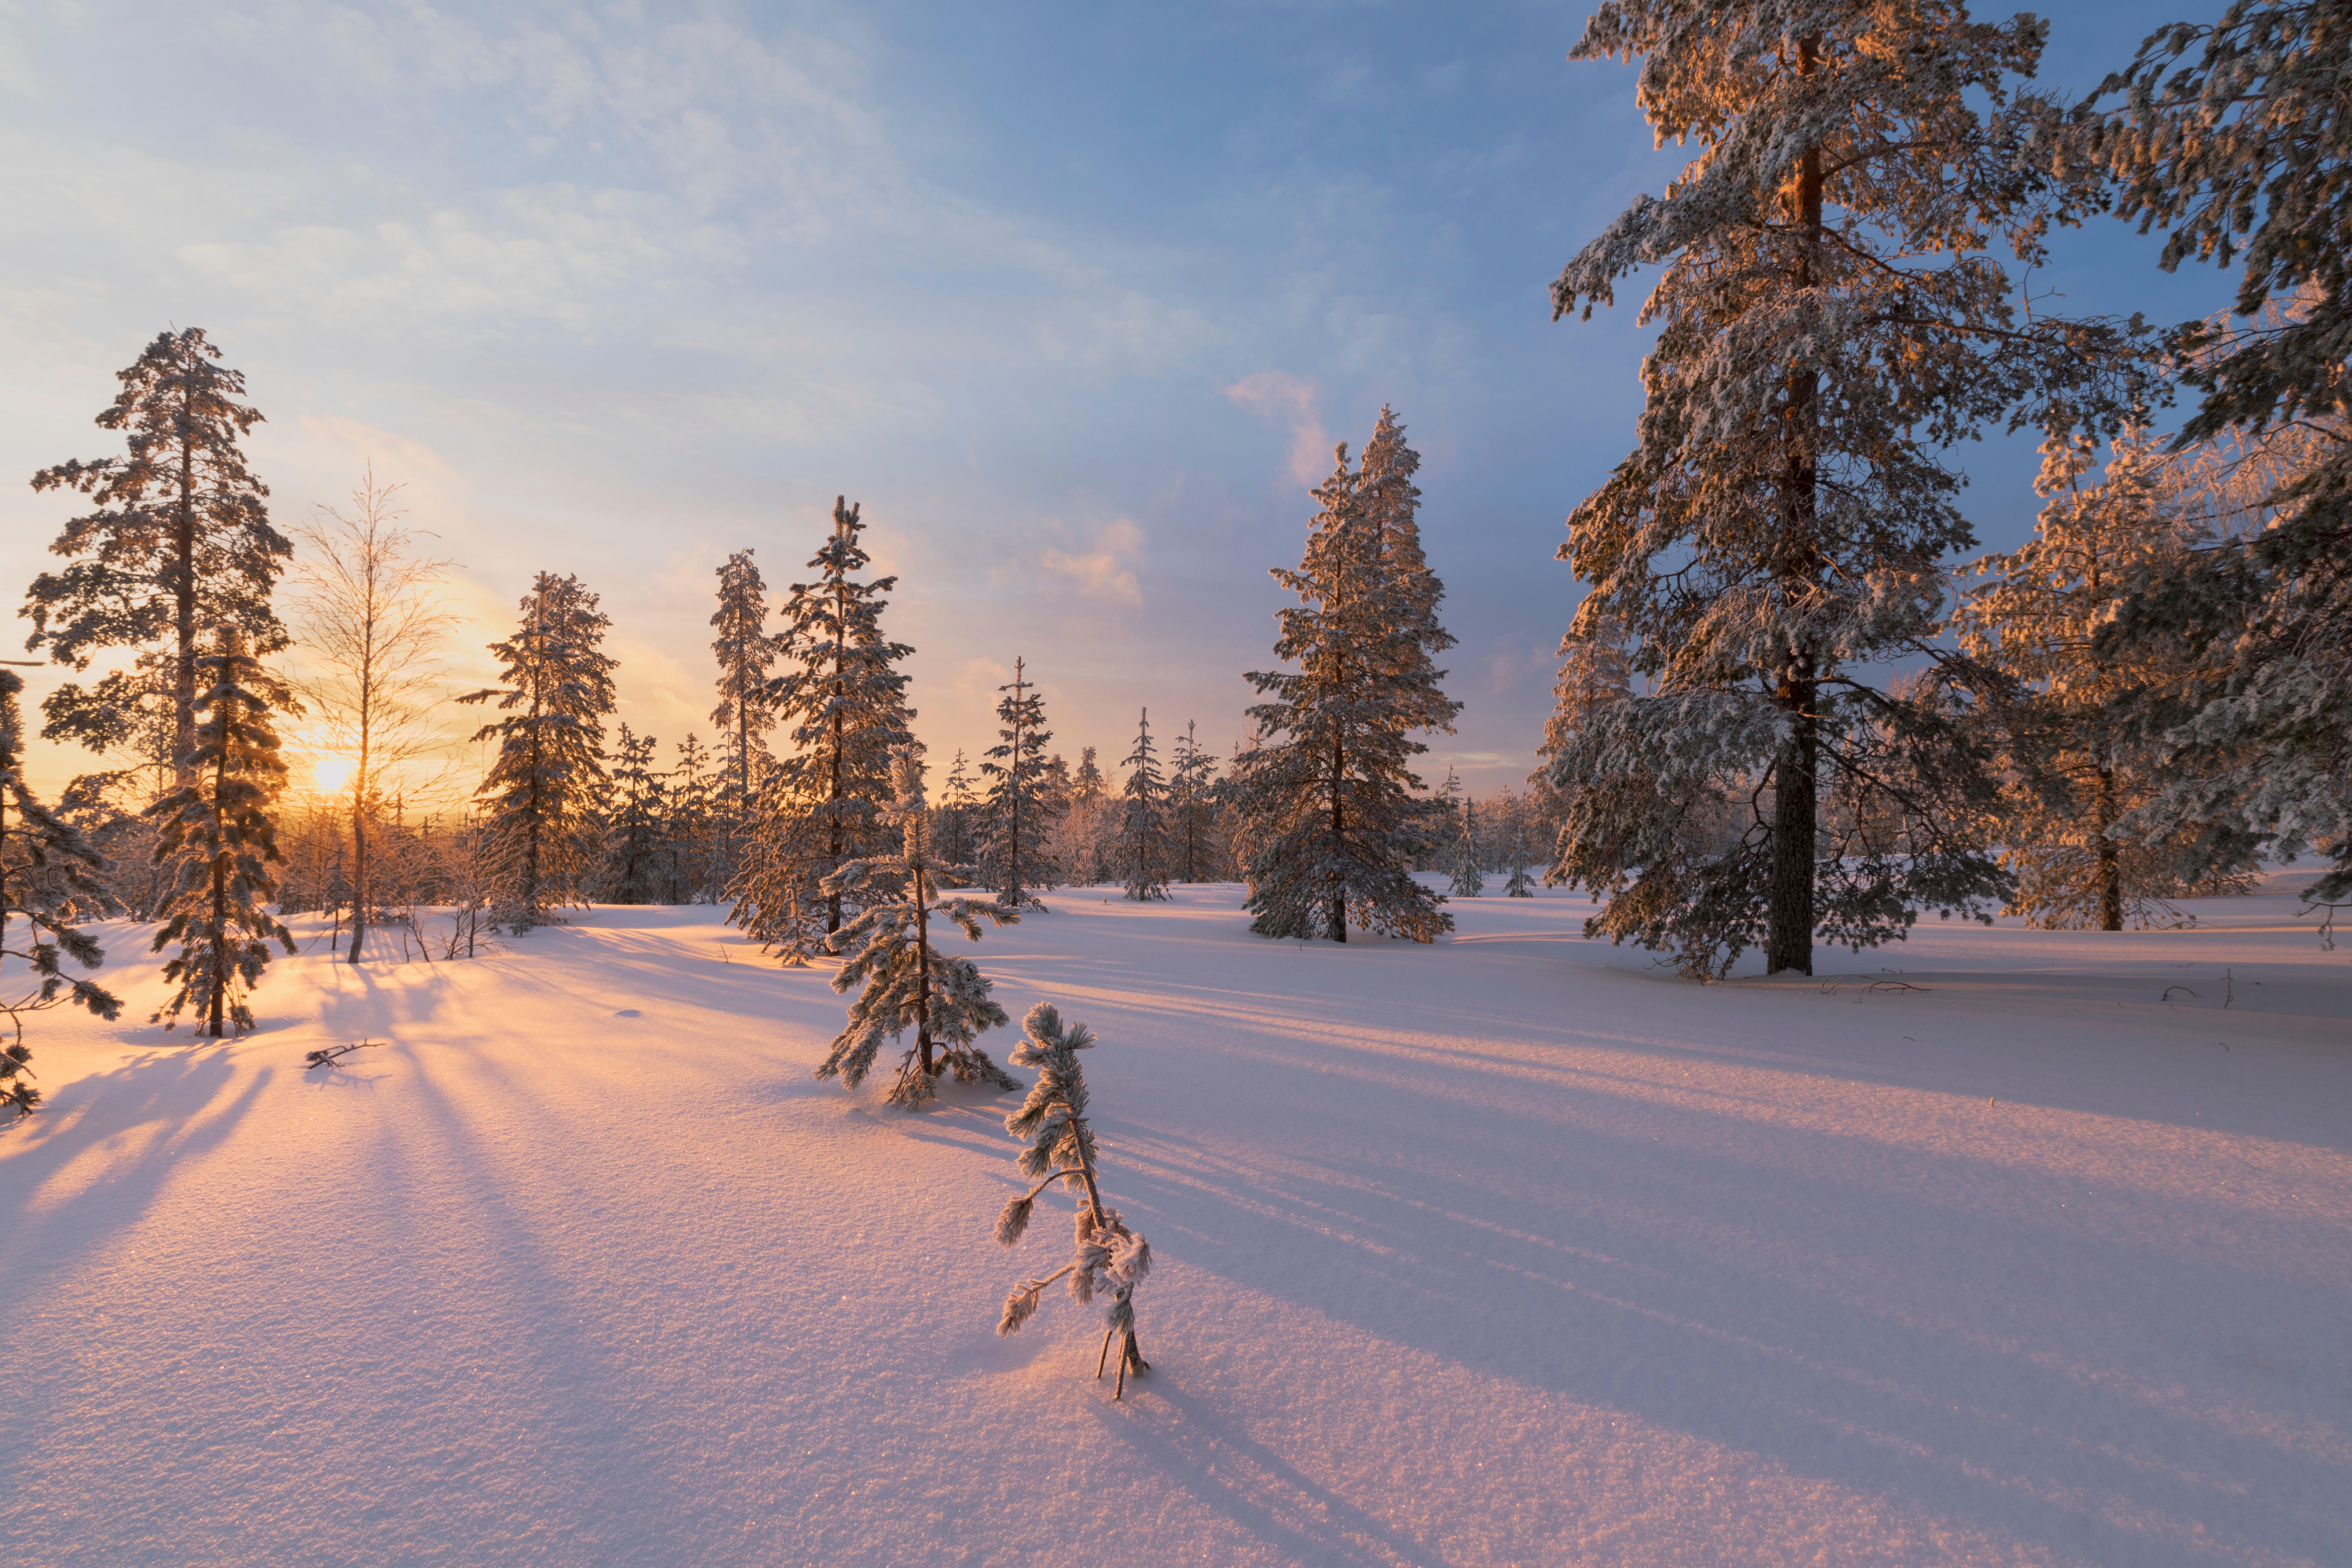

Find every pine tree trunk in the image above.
[1009,715,1024,906]
[827,585,845,935]
[2095,761,2123,931]
[174,377,199,791]
[1765,68,1824,979]
[1328,733,1347,942]
[207,701,231,1037]
[1766,672,1818,975]
[914,863,934,1075]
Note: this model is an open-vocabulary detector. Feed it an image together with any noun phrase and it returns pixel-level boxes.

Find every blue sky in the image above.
[0,0,2239,802]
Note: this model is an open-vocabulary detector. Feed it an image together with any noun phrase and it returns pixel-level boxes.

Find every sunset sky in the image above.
[0,0,2234,803]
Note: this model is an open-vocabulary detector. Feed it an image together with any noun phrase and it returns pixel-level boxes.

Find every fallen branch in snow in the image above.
[1865,980,1933,993]
[2160,986,2202,1006]
[993,1003,1153,1398]
[303,1041,380,1070]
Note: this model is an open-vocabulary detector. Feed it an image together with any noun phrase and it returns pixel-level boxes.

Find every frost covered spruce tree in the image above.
[1,668,123,1118]
[708,548,776,882]
[993,1002,1154,1398]
[732,499,915,963]
[2077,1,2352,906]
[1236,424,1460,943]
[662,734,719,903]
[1546,0,2149,977]
[979,658,1061,910]
[1955,429,2249,928]
[24,328,292,789]
[1450,797,1485,898]
[817,747,1018,1109]
[459,573,617,932]
[1117,707,1170,901]
[144,628,296,1036]
[598,723,665,905]
[1169,719,1221,882]
[934,748,980,875]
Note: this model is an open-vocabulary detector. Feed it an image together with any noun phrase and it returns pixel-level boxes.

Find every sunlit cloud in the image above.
[1037,519,1143,607]
[1224,370,1332,486]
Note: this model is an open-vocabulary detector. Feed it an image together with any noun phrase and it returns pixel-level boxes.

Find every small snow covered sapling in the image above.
[818,747,1020,1109]
[994,1003,1154,1397]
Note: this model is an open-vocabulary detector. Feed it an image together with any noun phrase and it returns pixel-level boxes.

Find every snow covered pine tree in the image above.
[978,658,1060,910]
[144,627,296,1036]
[598,723,666,905]
[1118,707,1170,901]
[1955,429,2251,928]
[732,499,915,963]
[2080,1,2352,908]
[1451,796,1484,898]
[459,573,618,933]
[993,1002,1154,1398]
[817,747,1018,1109]
[708,548,776,885]
[1237,416,1460,943]
[24,328,292,790]
[1,668,123,1118]
[1546,0,2149,976]
[1169,719,1221,883]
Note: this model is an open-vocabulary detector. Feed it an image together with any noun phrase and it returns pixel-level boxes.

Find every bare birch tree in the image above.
[289,467,457,963]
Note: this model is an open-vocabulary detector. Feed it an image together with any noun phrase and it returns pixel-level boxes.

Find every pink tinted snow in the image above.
[2,874,2347,1566]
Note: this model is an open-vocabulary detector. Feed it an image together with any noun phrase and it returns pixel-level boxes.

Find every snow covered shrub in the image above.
[819,748,1019,1109]
[993,1002,1154,1398]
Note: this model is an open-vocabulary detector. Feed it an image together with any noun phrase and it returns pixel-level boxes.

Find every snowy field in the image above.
[3,876,2348,1567]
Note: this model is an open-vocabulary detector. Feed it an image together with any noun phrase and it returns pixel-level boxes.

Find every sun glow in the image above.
[313,756,354,794]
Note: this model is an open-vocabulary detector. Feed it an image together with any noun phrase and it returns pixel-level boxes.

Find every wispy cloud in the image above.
[1224,371,1331,486]
[1038,519,1143,606]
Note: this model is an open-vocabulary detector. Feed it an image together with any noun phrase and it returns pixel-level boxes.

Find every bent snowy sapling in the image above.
[994,1002,1154,1397]
[818,747,1019,1109]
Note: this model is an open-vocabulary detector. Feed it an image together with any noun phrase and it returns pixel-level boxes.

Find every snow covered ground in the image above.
[3,875,2347,1567]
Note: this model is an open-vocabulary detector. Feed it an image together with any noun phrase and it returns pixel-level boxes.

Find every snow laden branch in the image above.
[992,1002,1154,1399]
[817,747,1018,1110]
[1,668,123,1120]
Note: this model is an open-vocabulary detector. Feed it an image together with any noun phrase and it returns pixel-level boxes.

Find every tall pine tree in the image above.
[979,658,1061,909]
[1,668,123,1117]
[1117,708,1170,902]
[1169,719,1220,883]
[598,723,666,905]
[1236,436,1459,943]
[459,573,618,932]
[1547,0,2147,976]
[708,549,776,882]
[25,329,290,787]
[732,498,916,962]
[145,628,296,1035]
[2081,3,2352,906]
[1955,428,2249,928]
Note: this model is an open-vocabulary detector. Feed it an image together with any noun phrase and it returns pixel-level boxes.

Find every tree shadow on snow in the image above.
[0,1047,267,1323]
[1083,1073,2352,1568]
[1094,1379,1460,1568]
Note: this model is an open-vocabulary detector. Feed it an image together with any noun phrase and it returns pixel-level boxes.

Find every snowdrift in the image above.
[3,879,2347,1566]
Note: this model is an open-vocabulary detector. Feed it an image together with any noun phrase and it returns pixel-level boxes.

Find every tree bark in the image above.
[174,370,199,790]
[2095,761,2123,931]
[206,688,231,1036]
[1766,44,1825,978]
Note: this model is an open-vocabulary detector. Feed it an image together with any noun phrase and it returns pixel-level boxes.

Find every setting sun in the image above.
[313,755,352,794]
